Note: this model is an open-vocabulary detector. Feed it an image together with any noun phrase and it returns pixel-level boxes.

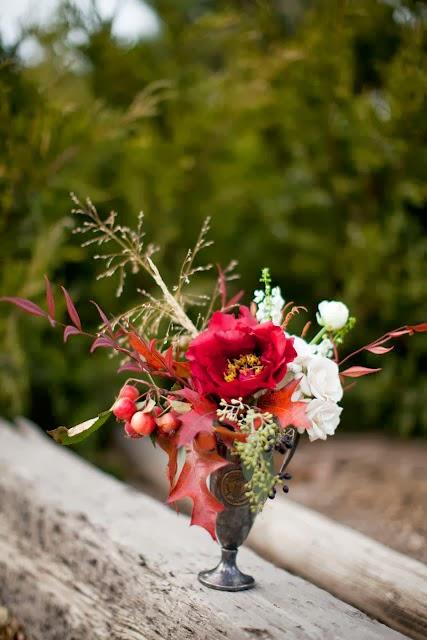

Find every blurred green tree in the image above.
[0,0,426,436]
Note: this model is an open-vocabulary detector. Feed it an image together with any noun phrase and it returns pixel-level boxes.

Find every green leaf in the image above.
[47,410,112,445]
[169,399,192,414]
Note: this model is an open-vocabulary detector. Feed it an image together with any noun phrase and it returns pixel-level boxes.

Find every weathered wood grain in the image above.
[0,420,408,640]
[249,500,427,640]
[120,434,427,640]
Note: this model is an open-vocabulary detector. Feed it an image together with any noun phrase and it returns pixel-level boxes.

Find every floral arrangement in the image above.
[2,197,426,540]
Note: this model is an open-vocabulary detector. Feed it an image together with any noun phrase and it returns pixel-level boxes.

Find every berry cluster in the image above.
[112,385,181,439]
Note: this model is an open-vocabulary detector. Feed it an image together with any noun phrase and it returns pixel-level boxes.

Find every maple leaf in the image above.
[167,443,228,539]
[175,388,216,447]
[257,378,311,431]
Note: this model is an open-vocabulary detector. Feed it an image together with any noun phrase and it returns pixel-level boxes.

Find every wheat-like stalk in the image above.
[71,194,217,340]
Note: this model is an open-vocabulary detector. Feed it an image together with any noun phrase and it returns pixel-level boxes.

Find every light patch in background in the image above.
[0,0,159,47]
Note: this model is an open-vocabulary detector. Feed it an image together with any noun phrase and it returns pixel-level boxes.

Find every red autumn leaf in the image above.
[175,388,216,447]
[364,345,394,355]
[387,329,412,338]
[129,332,190,378]
[129,332,165,370]
[223,290,244,311]
[0,296,47,318]
[90,335,114,352]
[409,322,427,333]
[44,276,56,325]
[340,366,381,378]
[167,443,228,540]
[174,360,191,378]
[61,286,82,330]
[91,300,113,334]
[63,325,81,342]
[117,363,142,373]
[216,263,244,311]
[157,433,179,488]
[257,378,311,431]
[214,425,247,443]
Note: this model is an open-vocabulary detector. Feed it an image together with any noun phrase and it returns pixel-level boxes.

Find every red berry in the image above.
[119,385,139,401]
[156,412,181,434]
[131,411,156,436]
[124,421,141,438]
[112,397,136,421]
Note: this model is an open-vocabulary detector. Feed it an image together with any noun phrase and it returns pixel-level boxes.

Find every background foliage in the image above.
[0,0,426,440]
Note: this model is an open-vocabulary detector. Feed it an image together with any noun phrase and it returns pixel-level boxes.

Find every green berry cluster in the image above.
[234,413,280,513]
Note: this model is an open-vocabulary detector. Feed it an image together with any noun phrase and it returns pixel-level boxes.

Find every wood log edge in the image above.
[0,419,409,640]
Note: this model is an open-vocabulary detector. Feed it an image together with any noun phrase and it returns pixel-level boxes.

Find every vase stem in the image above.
[198,546,255,591]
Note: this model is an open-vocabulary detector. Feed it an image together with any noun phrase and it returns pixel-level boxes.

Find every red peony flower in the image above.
[186,306,296,399]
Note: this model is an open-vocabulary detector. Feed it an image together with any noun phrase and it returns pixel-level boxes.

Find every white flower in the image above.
[299,356,343,402]
[253,286,284,326]
[317,300,349,331]
[253,289,265,304]
[288,335,314,374]
[313,337,334,358]
[306,398,342,441]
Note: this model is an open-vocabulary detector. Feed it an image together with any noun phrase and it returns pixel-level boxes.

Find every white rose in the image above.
[300,356,343,402]
[291,335,314,365]
[282,336,314,394]
[306,398,342,441]
[317,300,349,331]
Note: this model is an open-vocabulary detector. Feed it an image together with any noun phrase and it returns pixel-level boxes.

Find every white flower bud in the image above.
[317,300,349,331]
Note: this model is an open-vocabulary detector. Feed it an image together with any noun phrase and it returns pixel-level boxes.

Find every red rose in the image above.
[186,306,296,399]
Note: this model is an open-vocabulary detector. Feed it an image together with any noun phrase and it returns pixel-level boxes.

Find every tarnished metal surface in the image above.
[198,459,255,591]
[199,430,300,591]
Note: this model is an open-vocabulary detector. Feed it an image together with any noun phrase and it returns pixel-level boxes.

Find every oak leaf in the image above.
[157,433,179,488]
[167,443,227,539]
[175,388,216,447]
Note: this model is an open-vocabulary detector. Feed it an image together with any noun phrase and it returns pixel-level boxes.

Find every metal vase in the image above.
[198,427,300,592]
[198,455,256,591]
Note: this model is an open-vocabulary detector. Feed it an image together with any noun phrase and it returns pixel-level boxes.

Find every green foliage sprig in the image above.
[334,317,357,346]
[217,399,280,512]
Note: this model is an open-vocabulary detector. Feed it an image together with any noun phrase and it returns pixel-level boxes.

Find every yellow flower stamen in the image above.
[224,353,264,382]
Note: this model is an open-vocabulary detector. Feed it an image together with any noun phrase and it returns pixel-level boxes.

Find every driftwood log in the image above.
[119,435,427,640]
[0,419,408,640]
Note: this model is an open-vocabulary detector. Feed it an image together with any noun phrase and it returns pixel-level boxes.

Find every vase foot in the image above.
[198,548,255,592]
